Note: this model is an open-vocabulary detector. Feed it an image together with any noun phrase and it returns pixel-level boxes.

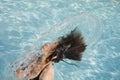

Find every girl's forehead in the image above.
[41,42,59,53]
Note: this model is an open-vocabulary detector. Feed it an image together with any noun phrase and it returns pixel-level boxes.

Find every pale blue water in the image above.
[0,0,120,80]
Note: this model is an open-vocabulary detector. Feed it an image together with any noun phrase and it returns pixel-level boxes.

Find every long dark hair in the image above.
[47,28,87,62]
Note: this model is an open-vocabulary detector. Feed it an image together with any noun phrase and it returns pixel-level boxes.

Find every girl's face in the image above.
[41,42,58,57]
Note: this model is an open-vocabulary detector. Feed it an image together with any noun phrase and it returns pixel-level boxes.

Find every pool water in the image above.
[0,0,120,80]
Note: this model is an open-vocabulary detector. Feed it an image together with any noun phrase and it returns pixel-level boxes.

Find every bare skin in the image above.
[39,63,54,80]
[38,42,58,80]
[16,42,58,80]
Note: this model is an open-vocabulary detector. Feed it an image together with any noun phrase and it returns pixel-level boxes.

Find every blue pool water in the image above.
[0,0,120,80]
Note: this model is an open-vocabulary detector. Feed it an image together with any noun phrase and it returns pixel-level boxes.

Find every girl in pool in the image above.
[15,28,86,80]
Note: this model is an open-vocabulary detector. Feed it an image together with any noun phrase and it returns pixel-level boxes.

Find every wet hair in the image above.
[47,28,87,62]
